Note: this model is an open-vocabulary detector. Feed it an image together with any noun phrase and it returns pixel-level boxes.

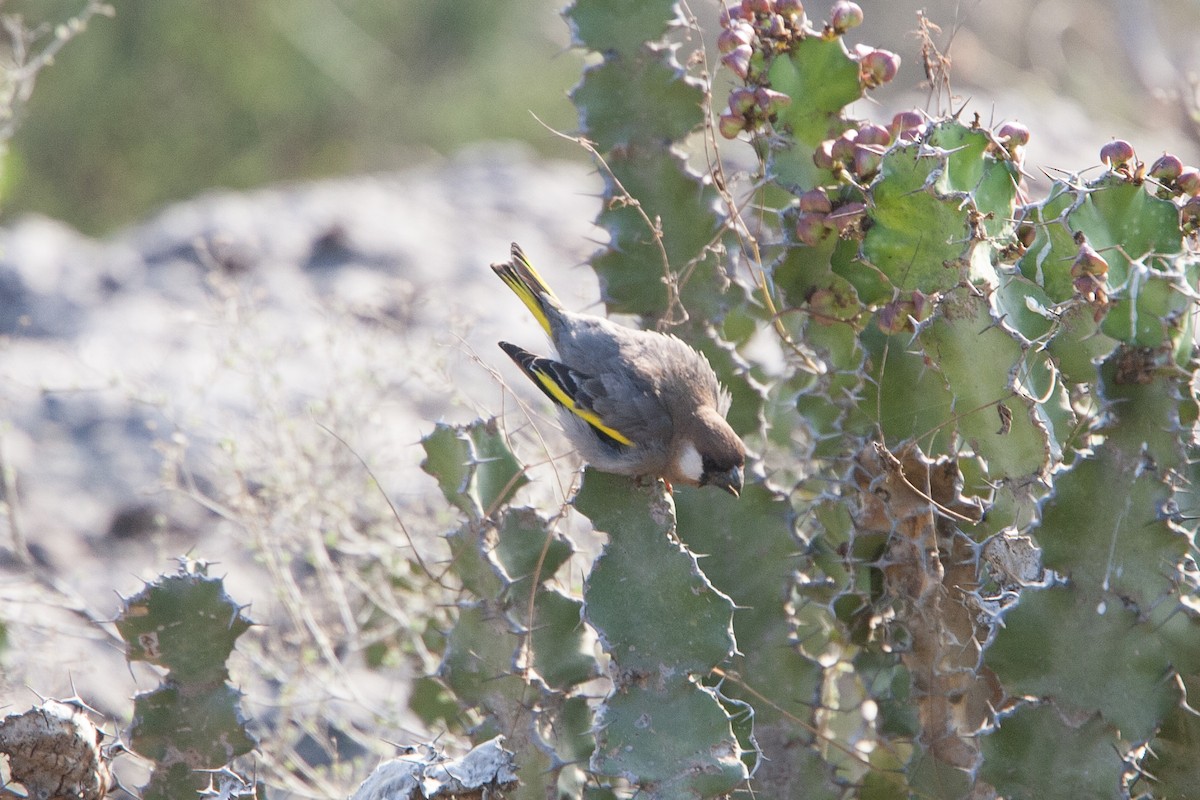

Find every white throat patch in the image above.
[677,440,704,483]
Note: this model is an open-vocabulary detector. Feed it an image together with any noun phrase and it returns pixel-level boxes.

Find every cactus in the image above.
[419,420,601,798]
[577,470,746,797]
[409,1,1200,798]
[115,558,257,800]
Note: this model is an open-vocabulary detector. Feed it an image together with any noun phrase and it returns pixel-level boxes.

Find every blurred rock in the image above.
[0,143,599,716]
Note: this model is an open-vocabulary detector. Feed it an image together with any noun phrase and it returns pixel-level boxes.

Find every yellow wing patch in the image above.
[529,365,635,447]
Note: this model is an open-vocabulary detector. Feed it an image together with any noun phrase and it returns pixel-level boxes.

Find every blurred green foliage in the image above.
[2,0,581,234]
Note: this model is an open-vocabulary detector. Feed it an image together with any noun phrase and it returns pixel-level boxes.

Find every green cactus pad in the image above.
[986,587,1178,743]
[438,603,522,709]
[926,122,1019,229]
[918,288,1052,480]
[1044,302,1118,384]
[130,682,255,765]
[572,47,704,153]
[861,144,971,295]
[590,151,723,319]
[766,36,862,189]
[864,327,955,451]
[130,682,255,800]
[445,524,504,599]
[1140,683,1200,798]
[980,703,1125,800]
[420,420,527,520]
[576,468,746,795]
[675,482,824,731]
[580,482,735,672]
[117,567,252,683]
[564,0,678,55]
[493,507,573,596]
[529,587,597,689]
[591,683,748,799]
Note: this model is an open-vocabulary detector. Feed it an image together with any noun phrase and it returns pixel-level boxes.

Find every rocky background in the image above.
[1,0,1198,795]
[0,145,607,791]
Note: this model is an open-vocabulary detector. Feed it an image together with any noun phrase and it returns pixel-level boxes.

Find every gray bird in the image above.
[493,243,745,496]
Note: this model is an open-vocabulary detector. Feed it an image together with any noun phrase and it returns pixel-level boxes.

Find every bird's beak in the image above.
[708,466,742,498]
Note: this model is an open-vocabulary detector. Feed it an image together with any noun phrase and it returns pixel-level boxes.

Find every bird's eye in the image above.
[703,455,741,473]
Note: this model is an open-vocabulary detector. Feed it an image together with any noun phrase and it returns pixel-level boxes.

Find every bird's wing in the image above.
[498,342,634,448]
[581,367,672,451]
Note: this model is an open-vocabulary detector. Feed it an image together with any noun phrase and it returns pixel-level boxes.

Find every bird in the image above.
[492,242,745,496]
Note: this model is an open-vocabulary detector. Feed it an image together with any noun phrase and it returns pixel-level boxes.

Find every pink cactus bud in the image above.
[721,44,753,79]
[1148,153,1184,183]
[890,110,925,141]
[729,87,758,115]
[717,26,749,53]
[776,0,804,17]
[1100,140,1135,169]
[754,87,792,115]
[765,12,788,37]
[813,139,837,170]
[795,212,834,246]
[860,48,900,88]
[853,145,882,177]
[830,128,858,162]
[718,112,748,139]
[1181,195,1200,225]
[798,188,832,214]
[742,0,773,15]
[909,290,933,322]
[855,123,891,147]
[996,121,1030,147]
[830,0,863,33]
[1073,273,1108,306]
[876,299,911,334]
[1177,167,1200,196]
[828,201,867,234]
[1070,231,1108,278]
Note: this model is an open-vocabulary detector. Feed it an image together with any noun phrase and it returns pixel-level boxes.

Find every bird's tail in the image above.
[491,243,562,338]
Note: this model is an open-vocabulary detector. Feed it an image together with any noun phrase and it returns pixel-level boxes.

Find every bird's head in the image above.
[674,409,746,497]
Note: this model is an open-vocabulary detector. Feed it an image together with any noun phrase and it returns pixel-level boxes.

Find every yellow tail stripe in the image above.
[497,268,555,338]
[531,369,635,446]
